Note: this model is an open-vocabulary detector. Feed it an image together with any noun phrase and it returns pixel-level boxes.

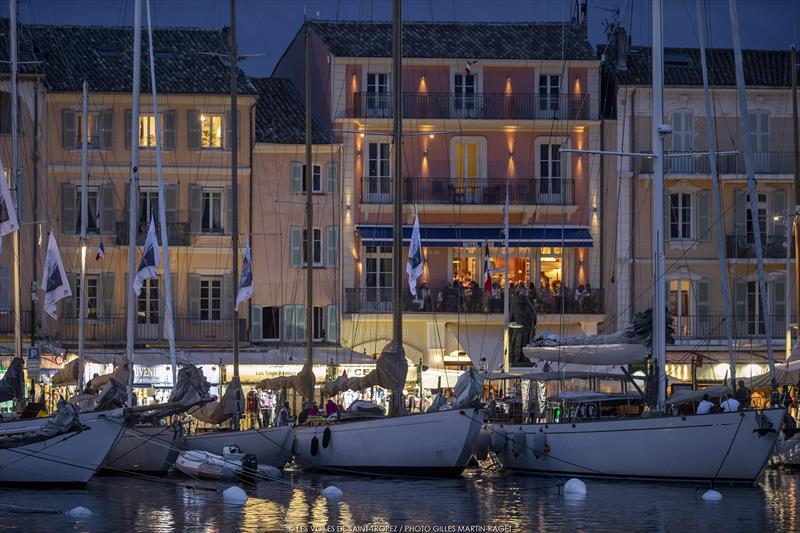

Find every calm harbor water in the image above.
[0,469,797,532]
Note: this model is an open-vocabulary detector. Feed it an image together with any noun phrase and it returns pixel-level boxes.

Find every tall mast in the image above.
[502,186,510,374]
[126,0,142,404]
[651,0,667,411]
[303,23,314,399]
[792,44,800,359]
[696,0,737,384]
[78,81,89,391]
[145,0,177,386]
[9,0,20,367]
[229,0,241,429]
[729,0,777,397]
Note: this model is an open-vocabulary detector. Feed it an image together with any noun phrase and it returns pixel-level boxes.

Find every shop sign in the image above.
[134,365,173,387]
[224,364,328,384]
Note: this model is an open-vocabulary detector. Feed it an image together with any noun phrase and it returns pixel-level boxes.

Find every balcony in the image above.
[352,92,593,121]
[361,178,574,206]
[635,152,793,175]
[726,235,794,259]
[0,312,32,336]
[672,313,793,343]
[344,287,604,315]
[55,316,246,345]
[116,212,191,246]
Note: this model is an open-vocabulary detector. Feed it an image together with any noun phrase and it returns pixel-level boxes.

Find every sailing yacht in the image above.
[290,0,483,477]
[183,0,294,470]
[485,0,784,484]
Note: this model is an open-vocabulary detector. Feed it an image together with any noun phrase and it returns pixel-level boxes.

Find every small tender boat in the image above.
[175,445,280,481]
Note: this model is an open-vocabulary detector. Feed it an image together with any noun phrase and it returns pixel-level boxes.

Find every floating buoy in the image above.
[321,486,343,499]
[67,506,93,518]
[563,478,587,495]
[702,489,722,501]
[223,486,248,505]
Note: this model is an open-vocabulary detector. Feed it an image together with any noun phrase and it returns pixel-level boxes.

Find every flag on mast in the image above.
[235,242,253,312]
[484,243,492,292]
[95,241,105,261]
[133,215,160,296]
[406,214,424,296]
[0,159,19,252]
[41,232,71,319]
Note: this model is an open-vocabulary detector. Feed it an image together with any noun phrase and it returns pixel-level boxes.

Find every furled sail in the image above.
[319,340,408,399]
[0,357,24,404]
[189,376,243,425]
[256,362,316,403]
[0,401,82,449]
[51,359,79,386]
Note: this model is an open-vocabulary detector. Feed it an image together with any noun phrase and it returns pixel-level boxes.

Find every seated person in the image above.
[720,394,740,412]
[697,394,714,414]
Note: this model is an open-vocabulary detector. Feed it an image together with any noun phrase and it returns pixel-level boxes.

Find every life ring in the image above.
[322,427,332,449]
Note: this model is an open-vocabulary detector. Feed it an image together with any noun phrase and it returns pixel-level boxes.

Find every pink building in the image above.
[270,18,604,370]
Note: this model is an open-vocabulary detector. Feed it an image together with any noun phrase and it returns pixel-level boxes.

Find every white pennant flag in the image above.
[235,242,254,312]
[41,232,71,319]
[406,214,424,296]
[0,159,19,254]
[133,215,160,297]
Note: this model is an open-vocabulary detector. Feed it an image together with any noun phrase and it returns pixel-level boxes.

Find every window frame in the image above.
[136,277,160,325]
[201,188,224,234]
[669,192,694,241]
[262,306,280,341]
[76,275,99,321]
[138,113,163,148]
[199,112,224,150]
[301,164,323,194]
[302,227,323,267]
[75,186,101,235]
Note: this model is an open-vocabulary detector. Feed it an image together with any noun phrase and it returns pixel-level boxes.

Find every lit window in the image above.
[139,114,160,147]
[200,113,223,149]
[78,111,100,147]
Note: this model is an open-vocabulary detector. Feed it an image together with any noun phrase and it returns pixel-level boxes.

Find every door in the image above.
[538,144,563,204]
[366,143,391,202]
[137,278,160,339]
[364,246,392,311]
[454,141,482,202]
[670,110,694,172]
[668,279,692,337]
[366,73,389,117]
[749,110,770,172]
[453,73,478,118]
[538,75,560,118]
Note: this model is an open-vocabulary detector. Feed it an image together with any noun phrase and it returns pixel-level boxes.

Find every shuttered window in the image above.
[326,305,339,343]
[63,109,113,149]
[326,226,339,267]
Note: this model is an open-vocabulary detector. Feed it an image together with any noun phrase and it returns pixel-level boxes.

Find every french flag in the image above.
[465,60,477,75]
[484,243,492,292]
[95,242,105,261]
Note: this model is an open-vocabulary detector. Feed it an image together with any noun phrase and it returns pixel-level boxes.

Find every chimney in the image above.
[614,27,629,71]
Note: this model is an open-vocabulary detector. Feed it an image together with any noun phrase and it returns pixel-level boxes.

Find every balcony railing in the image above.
[726,235,794,259]
[635,152,793,174]
[55,316,246,344]
[352,92,593,121]
[361,178,574,206]
[116,212,191,246]
[672,313,794,342]
[344,287,604,315]
[0,312,33,336]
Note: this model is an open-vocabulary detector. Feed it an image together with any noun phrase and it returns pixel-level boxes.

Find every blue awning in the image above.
[356,225,593,248]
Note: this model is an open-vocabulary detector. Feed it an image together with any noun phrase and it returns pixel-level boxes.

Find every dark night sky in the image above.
[7,0,800,76]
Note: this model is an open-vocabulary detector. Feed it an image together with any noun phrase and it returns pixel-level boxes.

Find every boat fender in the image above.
[67,506,93,518]
[490,427,507,453]
[310,435,319,456]
[223,486,248,505]
[322,427,332,449]
[587,404,597,418]
[702,489,722,501]
[532,432,549,458]
[512,429,526,458]
[473,427,492,460]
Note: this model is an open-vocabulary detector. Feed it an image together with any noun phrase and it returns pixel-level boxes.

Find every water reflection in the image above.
[0,470,795,532]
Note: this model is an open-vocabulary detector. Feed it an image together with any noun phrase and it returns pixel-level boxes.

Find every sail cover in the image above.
[189,376,243,425]
[745,361,800,389]
[0,357,24,403]
[0,401,83,450]
[523,341,650,366]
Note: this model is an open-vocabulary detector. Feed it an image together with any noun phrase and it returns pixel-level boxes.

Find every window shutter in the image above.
[100,272,115,318]
[62,109,77,149]
[63,273,77,319]
[222,273,233,320]
[61,183,77,235]
[99,184,116,234]
[251,304,263,342]
[282,305,294,342]
[695,278,710,337]
[697,190,710,241]
[0,266,10,311]
[187,111,201,150]
[290,162,303,194]
[770,189,787,238]
[734,279,747,337]
[326,162,338,194]
[224,110,240,151]
[771,279,787,340]
[0,93,10,134]
[664,193,671,241]
[15,168,23,223]
[734,190,747,237]
[165,183,178,224]
[188,273,201,319]
[99,110,113,149]
[290,226,302,267]
[188,184,202,233]
[296,304,307,343]
[161,273,177,332]
[224,185,233,234]
[124,109,132,149]
[326,304,339,343]
[163,110,177,150]
[326,225,339,267]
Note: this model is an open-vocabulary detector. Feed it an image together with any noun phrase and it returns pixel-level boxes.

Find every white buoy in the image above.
[702,489,723,501]
[563,478,587,495]
[67,506,93,518]
[321,486,343,499]
[223,486,248,505]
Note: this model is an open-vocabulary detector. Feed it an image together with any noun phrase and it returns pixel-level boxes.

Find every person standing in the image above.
[733,379,752,409]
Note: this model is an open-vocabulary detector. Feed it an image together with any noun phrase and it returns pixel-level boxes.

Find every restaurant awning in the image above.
[357,225,593,248]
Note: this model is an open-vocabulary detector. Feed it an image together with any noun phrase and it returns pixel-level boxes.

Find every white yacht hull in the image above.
[293,408,484,477]
[489,408,784,483]
[0,409,125,486]
[103,424,185,475]
[184,426,294,469]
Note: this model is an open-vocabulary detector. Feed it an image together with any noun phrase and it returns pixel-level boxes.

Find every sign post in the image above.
[27,346,41,381]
